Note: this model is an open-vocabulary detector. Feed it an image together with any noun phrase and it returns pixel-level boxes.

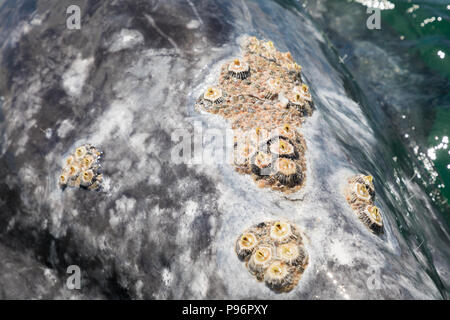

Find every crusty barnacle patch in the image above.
[235,220,308,293]
[195,36,314,193]
[59,144,104,191]
[345,174,383,234]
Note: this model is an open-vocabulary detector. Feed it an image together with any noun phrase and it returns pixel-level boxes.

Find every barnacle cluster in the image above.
[59,144,104,191]
[344,174,383,233]
[195,36,314,193]
[235,220,309,293]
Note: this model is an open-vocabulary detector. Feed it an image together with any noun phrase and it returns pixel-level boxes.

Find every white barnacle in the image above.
[248,245,273,280]
[59,173,69,186]
[353,183,371,202]
[80,169,95,187]
[265,78,282,99]
[269,221,293,244]
[236,232,258,260]
[203,87,224,104]
[80,155,95,169]
[264,260,294,292]
[270,139,296,158]
[228,59,250,80]
[75,145,87,159]
[359,205,383,233]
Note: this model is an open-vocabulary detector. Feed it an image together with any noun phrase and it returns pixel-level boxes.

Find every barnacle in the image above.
[234,142,256,166]
[277,242,308,268]
[236,232,258,260]
[80,169,94,187]
[294,84,312,102]
[265,78,282,99]
[345,174,383,234]
[359,205,383,234]
[65,155,75,166]
[59,144,104,191]
[346,182,372,210]
[59,173,68,187]
[75,146,87,159]
[248,245,274,280]
[228,59,250,80]
[195,36,313,193]
[272,124,297,141]
[264,261,295,292]
[80,155,95,169]
[287,91,306,109]
[270,221,293,244]
[270,139,297,159]
[274,158,302,187]
[203,87,224,104]
[349,174,375,198]
[66,163,80,177]
[251,151,272,176]
[235,220,308,293]
[287,62,302,74]
[249,127,270,146]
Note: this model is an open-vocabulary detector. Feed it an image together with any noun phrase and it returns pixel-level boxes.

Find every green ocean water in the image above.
[383,0,450,214]
[301,0,450,222]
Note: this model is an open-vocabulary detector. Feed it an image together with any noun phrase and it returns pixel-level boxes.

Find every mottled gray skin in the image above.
[0,0,448,299]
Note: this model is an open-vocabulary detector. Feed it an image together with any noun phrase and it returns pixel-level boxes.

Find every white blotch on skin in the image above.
[108,29,144,53]
[57,119,75,138]
[162,268,172,286]
[187,19,201,29]
[62,54,94,97]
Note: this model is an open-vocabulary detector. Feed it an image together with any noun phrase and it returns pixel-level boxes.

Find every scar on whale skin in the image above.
[59,144,104,191]
[345,174,383,234]
[195,36,314,193]
[235,220,309,293]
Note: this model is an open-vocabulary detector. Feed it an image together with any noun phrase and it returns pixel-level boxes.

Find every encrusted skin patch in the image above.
[345,174,383,233]
[59,144,104,191]
[235,220,308,293]
[195,36,314,193]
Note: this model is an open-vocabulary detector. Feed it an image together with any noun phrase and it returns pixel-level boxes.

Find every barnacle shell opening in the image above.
[254,152,271,168]
[65,155,75,166]
[59,174,68,185]
[275,158,297,176]
[254,247,272,263]
[270,140,295,157]
[270,221,292,242]
[80,169,94,186]
[266,261,289,280]
[240,233,257,248]
[364,175,374,187]
[75,146,87,159]
[355,183,371,201]
[278,243,299,261]
[67,164,80,177]
[264,261,294,292]
[266,78,282,92]
[203,87,223,103]
[228,59,249,73]
[367,205,383,225]
[250,127,269,145]
[81,155,95,169]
